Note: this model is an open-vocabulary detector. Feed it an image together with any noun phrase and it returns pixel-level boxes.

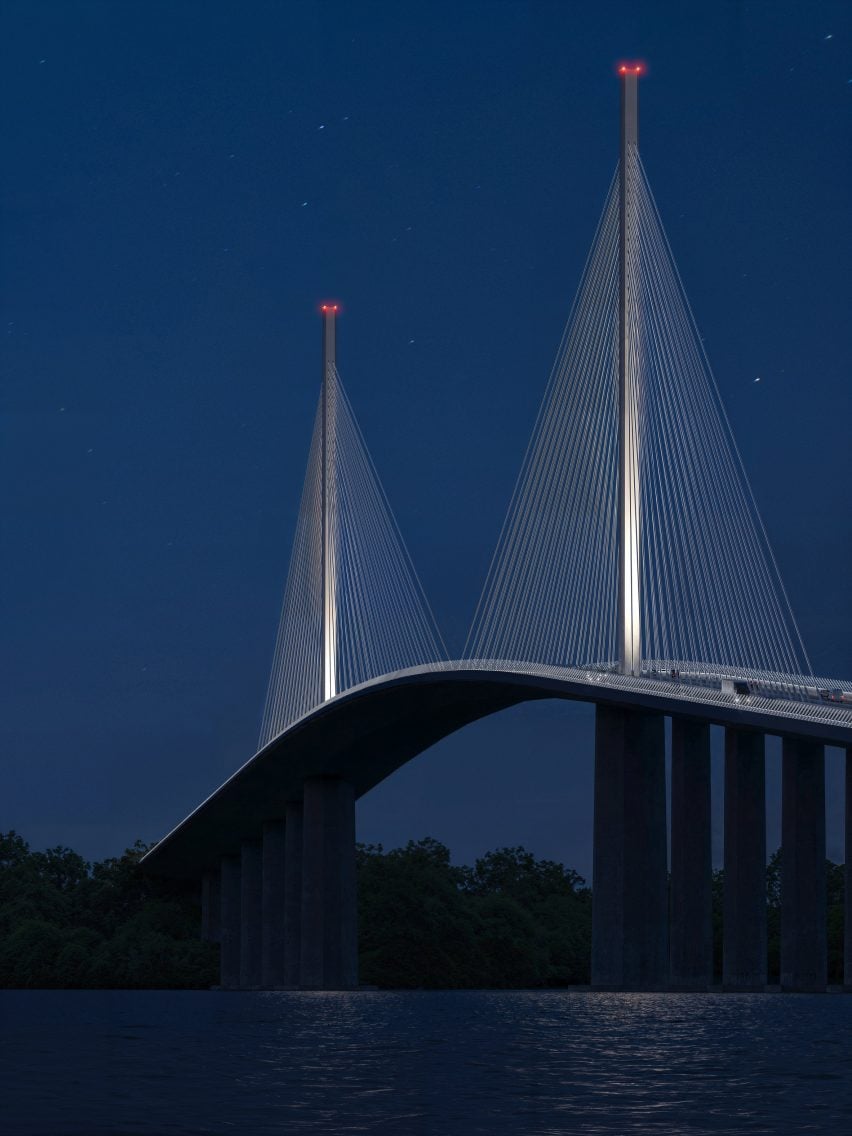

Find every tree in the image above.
[0,831,214,989]
[470,894,549,987]
[0,831,30,870]
[357,839,482,987]
[0,920,65,987]
[356,839,593,988]
[461,846,586,905]
[827,859,844,985]
[460,846,591,985]
[711,868,724,981]
[30,846,89,893]
[766,849,781,982]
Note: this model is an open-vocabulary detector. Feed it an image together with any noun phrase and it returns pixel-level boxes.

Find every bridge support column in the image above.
[239,840,263,988]
[219,854,241,989]
[846,748,852,991]
[781,738,826,991]
[300,777,358,990]
[261,819,287,987]
[670,718,712,989]
[592,705,667,989]
[844,746,852,992]
[723,729,766,991]
[284,800,304,987]
[201,868,220,943]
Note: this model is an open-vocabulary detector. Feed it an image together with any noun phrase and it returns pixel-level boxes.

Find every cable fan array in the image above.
[633,152,808,676]
[465,175,621,669]
[466,153,810,678]
[259,364,447,745]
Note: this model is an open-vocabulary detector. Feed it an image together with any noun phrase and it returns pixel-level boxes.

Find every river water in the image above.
[1,989,851,1134]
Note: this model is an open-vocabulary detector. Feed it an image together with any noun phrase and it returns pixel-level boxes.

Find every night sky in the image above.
[2,1,850,880]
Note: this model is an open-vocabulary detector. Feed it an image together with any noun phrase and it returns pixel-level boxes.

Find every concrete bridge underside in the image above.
[141,665,852,994]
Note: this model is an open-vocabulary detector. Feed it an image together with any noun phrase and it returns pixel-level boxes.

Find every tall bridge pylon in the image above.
[618,67,641,676]
[465,66,810,682]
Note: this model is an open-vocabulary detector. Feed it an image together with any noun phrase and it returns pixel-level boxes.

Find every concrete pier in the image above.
[670,718,712,989]
[200,868,220,943]
[592,705,667,989]
[845,747,852,991]
[239,840,263,989]
[284,799,304,987]
[300,777,358,990]
[261,819,287,987]
[781,737,826,991]
[219,854,241,989]
[723,729,766,990]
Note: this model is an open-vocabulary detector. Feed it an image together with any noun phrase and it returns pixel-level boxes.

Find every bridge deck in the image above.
[141,662,852,881]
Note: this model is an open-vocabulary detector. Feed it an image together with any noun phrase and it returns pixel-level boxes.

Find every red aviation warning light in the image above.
[320,302,340,313]
[617,62,645,76]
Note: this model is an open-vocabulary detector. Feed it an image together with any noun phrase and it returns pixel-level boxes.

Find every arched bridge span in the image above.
[142,662,852,882]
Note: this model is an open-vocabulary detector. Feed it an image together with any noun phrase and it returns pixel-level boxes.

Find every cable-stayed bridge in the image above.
[142,70,852,995]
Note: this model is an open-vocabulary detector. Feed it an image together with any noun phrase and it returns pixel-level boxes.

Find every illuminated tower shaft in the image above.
[321,306,338,701]
[618,70,642,676]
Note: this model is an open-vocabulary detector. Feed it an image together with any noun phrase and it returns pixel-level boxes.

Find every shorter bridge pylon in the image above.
[259,307,447,744]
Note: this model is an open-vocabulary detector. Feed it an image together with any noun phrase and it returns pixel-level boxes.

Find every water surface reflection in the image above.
[2,990,850,1134]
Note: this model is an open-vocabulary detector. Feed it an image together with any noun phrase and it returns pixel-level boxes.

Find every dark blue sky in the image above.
[2,1,850,877]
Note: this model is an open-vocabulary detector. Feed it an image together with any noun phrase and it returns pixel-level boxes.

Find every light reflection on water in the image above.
[1,990,851,1134]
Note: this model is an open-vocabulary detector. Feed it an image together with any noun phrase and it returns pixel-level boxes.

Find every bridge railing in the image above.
[288,656,852,738]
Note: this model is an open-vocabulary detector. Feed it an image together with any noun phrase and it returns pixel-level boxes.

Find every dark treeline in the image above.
[357,839,592,987]
[0,832,218,989]
[0,832,845,988]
